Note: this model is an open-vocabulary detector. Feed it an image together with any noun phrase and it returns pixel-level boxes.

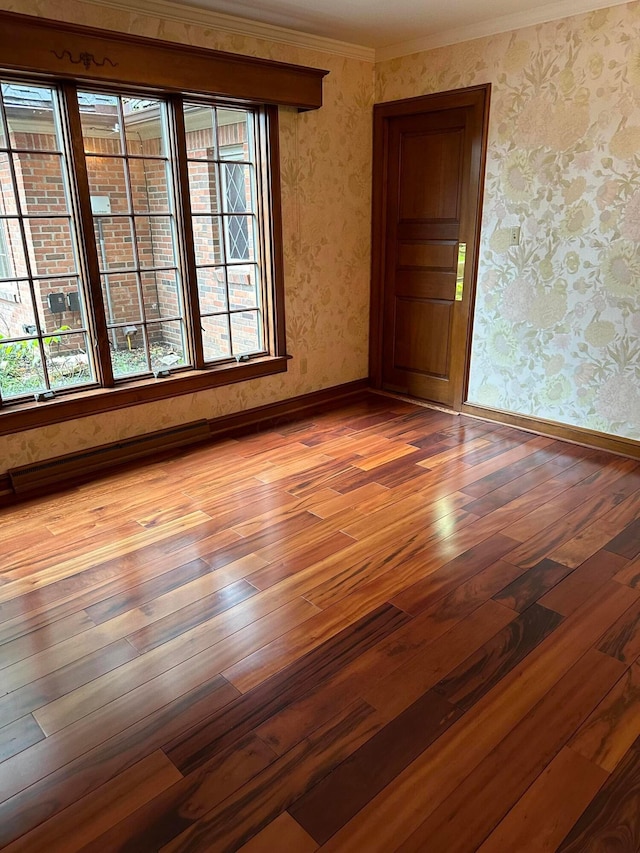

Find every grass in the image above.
[0,341,185,399]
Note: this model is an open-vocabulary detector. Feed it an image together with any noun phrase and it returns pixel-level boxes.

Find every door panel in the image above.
[395,268,455,301]
[398,128,463,221]
[394,299,452,377]
[396,242,457,269]
[371,86,489,409]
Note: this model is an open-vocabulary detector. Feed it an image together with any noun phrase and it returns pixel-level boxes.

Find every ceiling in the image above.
[166,0,628,51]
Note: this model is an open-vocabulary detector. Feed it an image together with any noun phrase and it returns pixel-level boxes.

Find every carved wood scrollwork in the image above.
[51,49,118,70]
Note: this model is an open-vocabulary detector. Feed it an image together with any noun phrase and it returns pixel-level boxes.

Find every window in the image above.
[184,107,262,362]
[0,9,327,434]
[0,82,95,399]
[81,91,188,381]
[0,79,280,405]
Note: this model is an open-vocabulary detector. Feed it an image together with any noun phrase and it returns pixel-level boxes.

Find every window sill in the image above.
[0,355,289,437]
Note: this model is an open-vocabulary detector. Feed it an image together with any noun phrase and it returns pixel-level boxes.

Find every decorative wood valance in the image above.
[0,10,328,110]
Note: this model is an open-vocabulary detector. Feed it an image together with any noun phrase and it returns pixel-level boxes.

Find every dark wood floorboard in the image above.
[289,689,461,844]
[558,739,640,852]
[492,557,574,612]
[432,602,564,710]
[1,395,639,851]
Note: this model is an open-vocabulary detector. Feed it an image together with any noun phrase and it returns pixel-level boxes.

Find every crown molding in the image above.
[74,0,375,62]
[375,0,630,61]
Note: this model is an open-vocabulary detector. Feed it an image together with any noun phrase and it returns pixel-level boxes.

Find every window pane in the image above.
[0,219,27,279]
[15,153,70,215]
[25,218,78,276]
[2,83,62,151]
[102,272,142,324]
[147,320,188,370]
[94,217,135,271]
[135,216,176,268]
[183,104,216,158]
[187,161,219,213]
[123,98,166,157]
[231,311,262,355]
[111,326,150,379]
[79,92,123,155]
[45,331,93,390]
[193,216,223,265]
[0,154,17,214]
[141,270,182,319]
[129,159,170,213]
[0,280,21,306]
[202,315,230,361]
[0,279,36,338]
[220,163,251,213]
[197,266,227,313]
[227,264,259,310]
[217,109,251,160]
[0,338,45,399]
[225,215,254,261]
[86,157,130,215]
[0,105,5,149]
[36,277,88,334]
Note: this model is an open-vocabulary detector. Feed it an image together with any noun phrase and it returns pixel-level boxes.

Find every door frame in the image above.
[369,83,491,410]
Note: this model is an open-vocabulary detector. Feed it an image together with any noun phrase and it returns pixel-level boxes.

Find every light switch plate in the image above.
[509,226,521,246]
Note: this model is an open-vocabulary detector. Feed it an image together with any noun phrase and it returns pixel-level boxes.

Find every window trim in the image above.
[0,14,299,430]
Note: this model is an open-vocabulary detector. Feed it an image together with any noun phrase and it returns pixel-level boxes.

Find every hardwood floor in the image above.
[2,394,640,851]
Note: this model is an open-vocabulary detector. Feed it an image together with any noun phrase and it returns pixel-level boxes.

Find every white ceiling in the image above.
[164,0,628,52]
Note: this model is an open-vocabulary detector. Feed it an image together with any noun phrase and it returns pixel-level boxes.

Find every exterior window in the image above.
[0,79,280,406]
[184,105,263,362]
[0,82,96,399]
[79,91,188,379]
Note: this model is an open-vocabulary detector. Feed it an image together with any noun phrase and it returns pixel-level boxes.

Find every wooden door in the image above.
[370,85,490,409]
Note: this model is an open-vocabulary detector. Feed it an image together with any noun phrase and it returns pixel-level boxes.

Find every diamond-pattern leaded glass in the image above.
[228,216,250,261]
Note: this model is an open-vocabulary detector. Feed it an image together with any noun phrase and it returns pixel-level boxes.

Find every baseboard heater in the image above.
[8,419,211,494]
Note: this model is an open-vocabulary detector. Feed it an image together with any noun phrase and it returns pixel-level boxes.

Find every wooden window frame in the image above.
[0,12,326,436]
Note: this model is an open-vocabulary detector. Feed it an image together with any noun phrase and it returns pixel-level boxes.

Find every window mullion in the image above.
[60,81,114,388]
[170,95,205,370]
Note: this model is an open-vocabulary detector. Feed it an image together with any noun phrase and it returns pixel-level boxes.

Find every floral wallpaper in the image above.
[0,0,374,472]
[377,3,640,441]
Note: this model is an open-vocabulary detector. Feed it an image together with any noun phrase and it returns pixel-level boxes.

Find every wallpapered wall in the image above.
[0,0,374,472]
[377,3,640,441]
[2,0,640,473]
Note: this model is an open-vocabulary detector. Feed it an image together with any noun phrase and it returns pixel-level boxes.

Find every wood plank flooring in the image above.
[2,394,640,851]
